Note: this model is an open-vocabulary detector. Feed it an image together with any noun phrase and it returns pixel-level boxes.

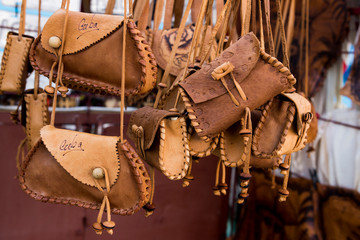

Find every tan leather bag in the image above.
[0,0,34,94]
[30,8,157,96]
[252,92,313,158]
[127,107,191,180]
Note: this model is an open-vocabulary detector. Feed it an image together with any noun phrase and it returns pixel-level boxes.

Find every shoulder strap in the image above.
[18,0,27,39]
[163,0,175,30]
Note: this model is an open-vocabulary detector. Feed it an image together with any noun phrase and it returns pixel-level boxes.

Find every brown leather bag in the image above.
[179,32,296,141]
[0,0,33,94]
[30,8,157,96]
[252,93,313,158]
[127,107,191,180]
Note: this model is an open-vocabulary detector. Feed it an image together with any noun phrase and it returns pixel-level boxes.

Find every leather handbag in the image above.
[0,0,34,94]
[179,32,296,141]
[252,92,313,158]
[127,106,191,180]
[29,5,157,97]
[19,1,152,235]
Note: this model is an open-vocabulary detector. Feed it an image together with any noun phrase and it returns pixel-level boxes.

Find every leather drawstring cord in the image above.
[34,0,42,100]
[153,0,194,109]
[213,158,228,196]
[182,157,194,187]
[237,107,252,204]
[92,167,115,235]
[120,0,127,143]
[279,154,291,202]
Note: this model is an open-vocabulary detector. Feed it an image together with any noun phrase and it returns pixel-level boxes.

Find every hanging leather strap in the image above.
[275,0,289,68]
[173,0,184,28]
[286,0,296,59]
[241,0,252,36]
[258,0,265,49]
[264,0,275,56]
[34,0,42,99]
[133,0,147,21]
[153,0,164,31]
[163,0,175,30]
[153,0,194,108]
[137,0,149,31]
[304,0,309,97]
[105,0,116,14]
[274,0,289,56]
[216,0,233,55]
[191,0,203,23]
[18,0,27,40]
[120,0,128,142]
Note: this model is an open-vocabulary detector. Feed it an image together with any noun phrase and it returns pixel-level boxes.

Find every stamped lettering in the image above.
[77,15,99,39]
[59,134,84,156]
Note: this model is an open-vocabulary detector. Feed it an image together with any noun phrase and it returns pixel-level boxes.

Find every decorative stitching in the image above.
[158,117,191,180]
[189,134,219,157]
[30,20,157,97]
[0,33,32,94]
[19,139,150,216]
[179,48,297,142]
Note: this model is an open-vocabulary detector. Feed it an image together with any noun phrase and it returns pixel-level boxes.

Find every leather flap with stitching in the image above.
[179,32,260,104]
[40,125,120,187]
[281,93,312,135]
[127,107,179,149]
[41,9,124,55]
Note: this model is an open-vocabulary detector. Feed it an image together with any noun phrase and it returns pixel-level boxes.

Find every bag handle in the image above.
[34,0,42,99]
[18,0,27,40]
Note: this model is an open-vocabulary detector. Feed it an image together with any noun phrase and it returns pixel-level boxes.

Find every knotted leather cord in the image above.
[93,167,115,235]
[34,0,42,100]
[50,0,70,126]
[153,0,194,109]
[18,0,27,41]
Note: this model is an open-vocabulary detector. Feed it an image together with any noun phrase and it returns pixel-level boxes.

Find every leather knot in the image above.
[211,62,235,80]
[303,112,313,122]
[131,125,144,138]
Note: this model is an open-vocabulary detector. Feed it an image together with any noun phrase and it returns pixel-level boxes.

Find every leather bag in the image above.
[127,107,191,180]
[252,92,313,158]
[29,8,157,96]
[179,32,296,141]
[0,0,33,94]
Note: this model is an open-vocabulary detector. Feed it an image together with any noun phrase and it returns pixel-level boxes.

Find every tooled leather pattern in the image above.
[29,20,157,97]
[19,139,151,215]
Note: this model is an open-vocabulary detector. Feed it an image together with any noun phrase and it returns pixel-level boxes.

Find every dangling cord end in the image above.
[279,154,291,202]
[218,160,228,195]
[144,166,156,217]
[92,167,115,235]
[238,107,252,204]
[182,157,194,187]
[213,158,222,196]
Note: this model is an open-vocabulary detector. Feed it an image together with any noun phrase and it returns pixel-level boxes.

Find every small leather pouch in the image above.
[21,90,49,148]
[0,31,33,94]
[179,32,296,141]
[128,107,191,180]
[20,125,151,216]
[30,9,157,96]
[252,93,313,158]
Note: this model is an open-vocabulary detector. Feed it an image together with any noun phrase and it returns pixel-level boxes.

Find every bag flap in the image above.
[179,32,260,104]
[127,107,179,149]
[281,93,312,135]
[41,9,124,55]
[40,125,120,187]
